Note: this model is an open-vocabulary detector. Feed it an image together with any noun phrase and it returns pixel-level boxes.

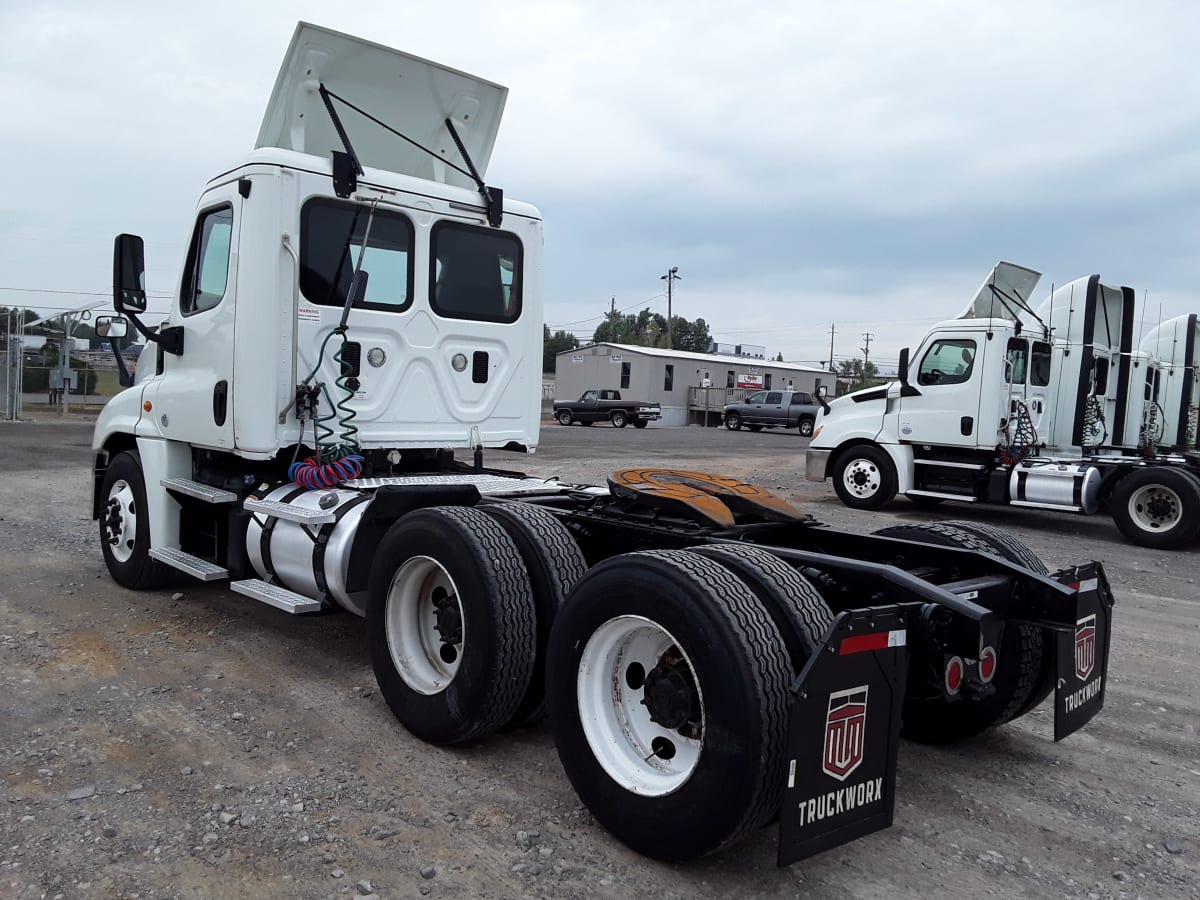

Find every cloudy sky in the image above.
[2,1,1198,370]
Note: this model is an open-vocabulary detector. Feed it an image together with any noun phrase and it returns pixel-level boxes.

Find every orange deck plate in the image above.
[607,468,804,527]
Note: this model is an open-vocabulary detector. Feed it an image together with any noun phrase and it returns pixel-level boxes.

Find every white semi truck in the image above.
[92,25,1116,865]
[807,262,1200,548]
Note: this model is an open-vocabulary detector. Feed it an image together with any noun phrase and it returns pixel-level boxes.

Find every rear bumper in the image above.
[805,449,831,482]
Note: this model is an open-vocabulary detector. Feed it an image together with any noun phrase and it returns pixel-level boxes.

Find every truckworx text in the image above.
[91,24,1116,866]
[807,262,1200,549]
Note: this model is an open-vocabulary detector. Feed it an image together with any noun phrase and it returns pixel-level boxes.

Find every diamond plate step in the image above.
[160,477,237,503]
[230,579,323,614]
[243,498,336,525]
[148,547,228,581]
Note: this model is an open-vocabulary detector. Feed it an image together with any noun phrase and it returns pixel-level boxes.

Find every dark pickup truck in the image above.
[554,390,662,428]
[724,389,821,436]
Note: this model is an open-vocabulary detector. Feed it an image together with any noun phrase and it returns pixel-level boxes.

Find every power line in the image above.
[548,291,668,331]
[0,286,173,298]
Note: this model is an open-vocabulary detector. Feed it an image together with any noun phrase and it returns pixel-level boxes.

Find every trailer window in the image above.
[664,364,674,392]
[181,205,233,315]
[1030,342,1052,386]
[1005,338,1028,384]
[430,222,522,323]
[620,362,631,389]
[917,339,976,386]
[301,199,414,312]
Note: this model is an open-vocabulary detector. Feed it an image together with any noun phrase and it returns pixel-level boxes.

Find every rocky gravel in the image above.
[0,419,1197,899]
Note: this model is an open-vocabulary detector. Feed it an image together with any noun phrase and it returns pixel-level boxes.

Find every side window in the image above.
[746,391,766,404]
[430,222,522,323]
[792,392,811,405]
[582,390,598,402]
[1005,338,1028,384]
[726,370,735,388]
[181,205,233,315]
[620,362,631,390]
[664,364,674,392]
[1030,342,1052,386]
[765,392,783,404]
[301,199,414,311]
[917,339,977,386]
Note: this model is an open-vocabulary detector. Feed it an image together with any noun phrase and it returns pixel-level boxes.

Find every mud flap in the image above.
[777,605,915,867]
[1052,562,1114,741]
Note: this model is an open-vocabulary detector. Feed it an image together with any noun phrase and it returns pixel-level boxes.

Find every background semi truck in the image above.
[91,25,1115,865]
[807,262,1200,549]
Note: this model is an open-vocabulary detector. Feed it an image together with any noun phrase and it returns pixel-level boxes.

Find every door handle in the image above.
[213,380,228,427]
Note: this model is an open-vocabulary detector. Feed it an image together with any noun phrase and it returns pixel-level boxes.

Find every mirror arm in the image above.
[899,347,921,397]
[116,307,184,357]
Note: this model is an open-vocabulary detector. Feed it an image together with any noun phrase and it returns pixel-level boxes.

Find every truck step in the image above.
[912,460,987,471]
[229,579,323,614]
[160,477,237,503]
[148,547,229,581]
[906,489,978,502]
[243,498,337,525]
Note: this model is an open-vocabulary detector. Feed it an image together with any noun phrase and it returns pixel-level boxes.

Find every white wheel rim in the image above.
[385,555,465,695]
[576,615,705,796]
[1127,483,1183,532]
[104,479,137,563]
[842,457,881,499]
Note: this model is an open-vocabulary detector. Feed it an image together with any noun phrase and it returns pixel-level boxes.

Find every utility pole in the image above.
[860,332,874,386]
[828,323,836,373]
[660,267,681,349]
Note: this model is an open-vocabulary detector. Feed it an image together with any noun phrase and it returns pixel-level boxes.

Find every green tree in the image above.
[774,352,784,362]
[593,308,710,352]
[543,325,579,372]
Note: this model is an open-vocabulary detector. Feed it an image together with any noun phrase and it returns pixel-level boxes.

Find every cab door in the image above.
[146,187,241,449]
[898,331,988,448]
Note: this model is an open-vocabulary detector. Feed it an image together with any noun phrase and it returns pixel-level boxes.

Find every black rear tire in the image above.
[689,544,833,674]
[1109,467,1200,549]
[747,424,764,432]
[833,445,897,510]
[367,507,536,745]
[632,419,648,429]
[479,502,587,727]
[546,550,791,860]
[872,521,1049,744]
[99,451,170,590]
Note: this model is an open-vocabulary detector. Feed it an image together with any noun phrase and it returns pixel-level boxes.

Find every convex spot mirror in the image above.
[94,316,128,339]
[113,233,147,313]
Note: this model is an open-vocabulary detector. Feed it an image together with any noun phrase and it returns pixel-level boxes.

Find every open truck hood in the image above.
[256,22,508,190]
[958,262,1042,321]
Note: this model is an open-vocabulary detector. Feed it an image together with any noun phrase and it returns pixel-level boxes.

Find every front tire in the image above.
[798,417,815,437]
[99,451,169,590]
[610,410,628,428]
[556,409,573,426]
[546,550,791,860]
[367,507,537,745]
[833,445,898,510]
[1109,467,1200,549]
[724,413,742,431]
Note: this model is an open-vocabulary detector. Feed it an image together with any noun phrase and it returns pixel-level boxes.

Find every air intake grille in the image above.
[472,351,489,384]
[340,342,361,378]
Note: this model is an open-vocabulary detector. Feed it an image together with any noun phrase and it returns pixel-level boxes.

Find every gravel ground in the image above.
[1,418,1197,899]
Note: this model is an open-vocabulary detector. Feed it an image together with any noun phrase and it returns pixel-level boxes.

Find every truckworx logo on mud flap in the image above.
[790,685,884,829]
[1063,612,1102,713]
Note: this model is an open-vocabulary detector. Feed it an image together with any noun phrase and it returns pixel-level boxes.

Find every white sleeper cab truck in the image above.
[92,27,1117,866]
[807,261,1200,549]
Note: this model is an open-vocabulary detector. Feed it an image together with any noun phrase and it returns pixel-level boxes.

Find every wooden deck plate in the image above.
[607,468,804,527]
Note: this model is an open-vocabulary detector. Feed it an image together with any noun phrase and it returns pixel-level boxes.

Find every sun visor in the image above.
[256,22,508,189]
[958,262,1043,321]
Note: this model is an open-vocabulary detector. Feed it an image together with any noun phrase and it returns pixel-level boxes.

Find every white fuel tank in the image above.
[245,485,374,615]
[1009,462,1102,514]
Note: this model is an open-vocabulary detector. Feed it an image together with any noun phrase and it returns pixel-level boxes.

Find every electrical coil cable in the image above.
[1081,394,1107,448]
[999,400,1038,466]
[1139,400,1166,457]
[1188,403,1198,450]
[288,202,378,490]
